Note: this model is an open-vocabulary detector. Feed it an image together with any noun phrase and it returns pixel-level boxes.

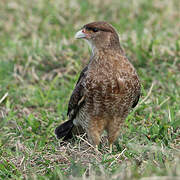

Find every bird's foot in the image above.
[109,144,113,153]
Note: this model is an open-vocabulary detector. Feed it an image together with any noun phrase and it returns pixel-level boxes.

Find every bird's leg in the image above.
[109,143,113,153]
[87,130,101,150]
[107,121,121,153]
[108,136,118,153]
[95,145,99,151]
[88,117,105,151]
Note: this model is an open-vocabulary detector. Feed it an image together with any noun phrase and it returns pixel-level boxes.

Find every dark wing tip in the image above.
[132,94,140,108]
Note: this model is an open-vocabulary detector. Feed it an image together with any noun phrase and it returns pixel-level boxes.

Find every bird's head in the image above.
[75,22,121,53]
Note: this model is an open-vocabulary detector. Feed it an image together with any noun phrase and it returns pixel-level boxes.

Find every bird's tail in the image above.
[55,119,74,140]
[55,120,85,141]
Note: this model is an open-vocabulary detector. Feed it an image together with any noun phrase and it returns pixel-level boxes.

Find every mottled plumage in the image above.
[55,22,141,150]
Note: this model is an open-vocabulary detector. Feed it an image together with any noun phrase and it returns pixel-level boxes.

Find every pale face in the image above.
[75,28,98,54]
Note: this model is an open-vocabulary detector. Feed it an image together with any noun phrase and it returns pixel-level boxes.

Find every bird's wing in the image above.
[55,66,87,140]
[67,66,88,120]
[132,93,140,108]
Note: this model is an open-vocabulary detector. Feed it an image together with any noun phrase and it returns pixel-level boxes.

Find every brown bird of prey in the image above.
[55,21,141,152]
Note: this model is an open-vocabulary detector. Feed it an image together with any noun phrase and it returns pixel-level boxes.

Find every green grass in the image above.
[0,0,180,179]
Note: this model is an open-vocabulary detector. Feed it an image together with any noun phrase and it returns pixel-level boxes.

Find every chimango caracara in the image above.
[55,22,141,152]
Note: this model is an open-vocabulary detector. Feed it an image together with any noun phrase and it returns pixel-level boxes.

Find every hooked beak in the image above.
[75,29,86,39]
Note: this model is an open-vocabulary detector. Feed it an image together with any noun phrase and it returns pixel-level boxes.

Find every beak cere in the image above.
[75,29,86,39]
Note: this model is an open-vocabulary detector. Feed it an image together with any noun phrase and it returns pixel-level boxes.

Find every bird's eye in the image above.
[85,27,99,32]
[92,28,98,32]
[85,27,91,31]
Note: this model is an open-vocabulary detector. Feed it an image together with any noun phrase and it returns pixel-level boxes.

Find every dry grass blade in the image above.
[134,81,155,110]
[0,92,8,104]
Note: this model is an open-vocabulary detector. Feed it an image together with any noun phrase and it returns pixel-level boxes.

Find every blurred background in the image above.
[0,0,179,179]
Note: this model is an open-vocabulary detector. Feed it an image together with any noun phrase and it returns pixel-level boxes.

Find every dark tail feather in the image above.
[55,120,74,140]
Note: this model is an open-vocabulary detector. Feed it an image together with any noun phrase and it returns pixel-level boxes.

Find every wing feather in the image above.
[67,66,88,120]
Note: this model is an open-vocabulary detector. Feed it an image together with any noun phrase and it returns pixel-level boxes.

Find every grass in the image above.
[0,0,179,179]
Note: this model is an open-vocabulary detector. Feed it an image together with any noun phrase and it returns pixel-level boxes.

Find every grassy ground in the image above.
[0,0,180,179]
